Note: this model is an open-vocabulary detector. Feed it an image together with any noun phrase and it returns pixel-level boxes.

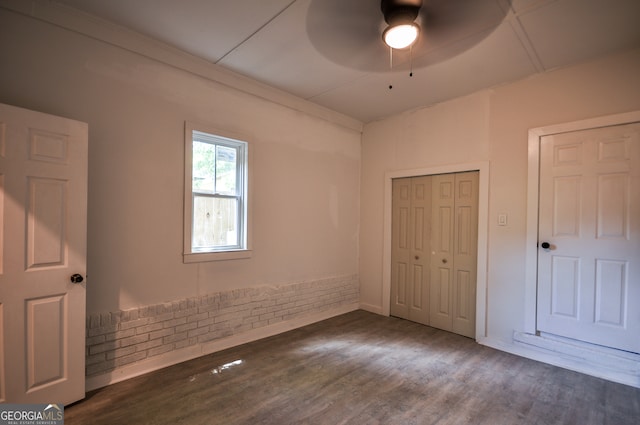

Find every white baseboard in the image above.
[477,334,640,389]
[86,303,359,392]
[359,303,383,315]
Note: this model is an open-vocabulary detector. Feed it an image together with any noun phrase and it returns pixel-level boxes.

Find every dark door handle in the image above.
[70,274,84,284]
[540,242,551,249]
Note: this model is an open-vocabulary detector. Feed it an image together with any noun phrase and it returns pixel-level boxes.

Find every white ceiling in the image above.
[51,0,640,123]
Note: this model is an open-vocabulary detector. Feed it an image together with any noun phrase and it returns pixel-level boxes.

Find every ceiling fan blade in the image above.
[307,0,390,72]
[307,0,511,73]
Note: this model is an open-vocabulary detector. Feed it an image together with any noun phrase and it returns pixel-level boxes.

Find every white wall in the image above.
[359,48,640,347]
[2,4,640,387]
[0,9,361,315]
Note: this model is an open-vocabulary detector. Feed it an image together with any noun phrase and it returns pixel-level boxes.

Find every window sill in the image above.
[183,249,252,263]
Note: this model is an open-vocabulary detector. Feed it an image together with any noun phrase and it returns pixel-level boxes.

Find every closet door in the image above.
[451,172,479,338]
[430,174,455,331]
[430,172,478,338]
[390,176,430,325]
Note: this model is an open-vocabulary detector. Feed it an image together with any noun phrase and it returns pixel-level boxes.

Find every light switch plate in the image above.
[498,213,508,226]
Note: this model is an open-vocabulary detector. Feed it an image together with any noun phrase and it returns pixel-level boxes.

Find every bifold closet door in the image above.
[390,176,431,325]
[429,172,478,338]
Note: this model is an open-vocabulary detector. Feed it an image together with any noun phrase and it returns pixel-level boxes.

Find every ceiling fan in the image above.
[306,0,512,73]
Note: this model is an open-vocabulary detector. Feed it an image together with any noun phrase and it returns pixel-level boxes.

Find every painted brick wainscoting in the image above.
[85,275,359,389]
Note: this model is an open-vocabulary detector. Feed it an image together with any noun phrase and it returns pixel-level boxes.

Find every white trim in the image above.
[525,110,640,334]
[1,0,363,133]
[183,121,253,263]
[359,302,383,315]
[183,249,252,263]
[478,335,640,388]
[381,161,490,339]
[86,303,360,392]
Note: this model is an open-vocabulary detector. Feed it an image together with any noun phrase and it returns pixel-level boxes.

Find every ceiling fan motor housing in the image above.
[381,0,422,25]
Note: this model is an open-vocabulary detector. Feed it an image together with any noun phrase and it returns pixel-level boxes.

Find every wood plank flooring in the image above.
[66,310,640,424]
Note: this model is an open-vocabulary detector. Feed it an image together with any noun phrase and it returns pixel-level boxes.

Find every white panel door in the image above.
[390,176,430,325]
[537,122,640,353]
[0,103,87,404]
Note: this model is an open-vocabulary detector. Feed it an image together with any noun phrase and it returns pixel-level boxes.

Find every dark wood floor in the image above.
[66,310,640,424]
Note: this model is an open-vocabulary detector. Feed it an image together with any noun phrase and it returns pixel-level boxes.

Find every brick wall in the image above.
[85,274,359,377]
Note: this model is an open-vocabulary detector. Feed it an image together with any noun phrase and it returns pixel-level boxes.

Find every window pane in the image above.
[192,196,239,249]
[192,141,216,193]
[216,145,237,195]
[187,127,249,259]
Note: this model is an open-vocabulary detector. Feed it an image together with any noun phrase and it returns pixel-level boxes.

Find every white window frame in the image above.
[183,122,252,263]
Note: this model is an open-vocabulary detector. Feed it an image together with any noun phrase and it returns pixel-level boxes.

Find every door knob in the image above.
[70,274,84,284]
[442,258,447,264]
[415,255,420,260]
[540,242,551,249]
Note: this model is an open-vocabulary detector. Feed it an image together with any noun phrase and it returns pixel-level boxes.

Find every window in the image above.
[184,123,250,262]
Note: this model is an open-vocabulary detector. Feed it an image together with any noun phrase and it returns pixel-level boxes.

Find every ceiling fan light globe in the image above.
[383,23,419,49]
